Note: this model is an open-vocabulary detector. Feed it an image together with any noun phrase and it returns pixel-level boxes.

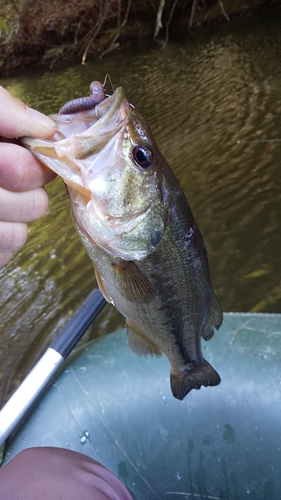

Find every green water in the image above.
[1,9,281,404]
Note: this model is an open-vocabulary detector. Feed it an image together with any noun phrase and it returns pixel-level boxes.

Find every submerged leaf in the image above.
[0,18,8,31]
[241,268,270,281]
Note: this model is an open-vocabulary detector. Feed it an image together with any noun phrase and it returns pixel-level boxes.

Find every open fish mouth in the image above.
[21,86,130,191]
[22,83,167,261]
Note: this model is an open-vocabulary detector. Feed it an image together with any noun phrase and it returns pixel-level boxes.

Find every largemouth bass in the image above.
[22,82,223,400]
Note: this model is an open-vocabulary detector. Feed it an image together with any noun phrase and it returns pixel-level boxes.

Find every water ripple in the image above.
[1,13,281,402]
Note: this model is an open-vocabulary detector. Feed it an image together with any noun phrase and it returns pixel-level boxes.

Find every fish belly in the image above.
[76,224,222,400]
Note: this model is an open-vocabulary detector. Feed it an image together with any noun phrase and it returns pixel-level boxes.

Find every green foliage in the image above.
[0,16,9,39]
[0,17,8,31]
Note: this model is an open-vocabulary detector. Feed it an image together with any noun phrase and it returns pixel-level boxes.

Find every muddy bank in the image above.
[0,0,279,75]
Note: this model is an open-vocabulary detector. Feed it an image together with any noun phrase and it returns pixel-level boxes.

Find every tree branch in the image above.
[217,0,230,22]
[154,0,166,39]
[189,0,198,29]
[163,0,180,48]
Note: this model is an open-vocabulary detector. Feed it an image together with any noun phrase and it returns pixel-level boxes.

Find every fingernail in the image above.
[26,106,57,130]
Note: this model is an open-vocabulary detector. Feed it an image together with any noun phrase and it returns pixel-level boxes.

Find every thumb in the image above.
[0,86,56,139]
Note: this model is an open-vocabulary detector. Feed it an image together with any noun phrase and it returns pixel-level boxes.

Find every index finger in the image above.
[0,86,56,139]
[0,142,56,191]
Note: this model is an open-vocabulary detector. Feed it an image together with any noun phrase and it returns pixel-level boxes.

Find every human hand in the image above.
[0,86,57,265]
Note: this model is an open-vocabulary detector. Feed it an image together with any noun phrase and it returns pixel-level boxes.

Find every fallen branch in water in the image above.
[189,0,198,29]
[100,0,131,58]
[163,0,180,48]
[217,0,230,22]
[154,0,166,39]
[81,0,113,65]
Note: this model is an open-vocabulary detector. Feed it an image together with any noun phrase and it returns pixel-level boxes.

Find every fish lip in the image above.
[95,86,127,123]
[49,86,128,127]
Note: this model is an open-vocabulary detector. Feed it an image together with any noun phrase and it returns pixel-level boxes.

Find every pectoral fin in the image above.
[112,261,155,303]
[127,320,162,357]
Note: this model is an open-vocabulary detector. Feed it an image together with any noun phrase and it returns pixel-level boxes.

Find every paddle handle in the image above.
[0,348,64,447]
[0,289,106,446]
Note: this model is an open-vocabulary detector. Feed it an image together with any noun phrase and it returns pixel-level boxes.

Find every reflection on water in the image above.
[1,10,281,403]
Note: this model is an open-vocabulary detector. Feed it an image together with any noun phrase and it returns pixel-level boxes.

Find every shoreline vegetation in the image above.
[0,0,279,75]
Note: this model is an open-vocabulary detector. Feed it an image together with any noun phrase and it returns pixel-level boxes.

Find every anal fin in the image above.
[127,320,162,357]
[170,360,221,401]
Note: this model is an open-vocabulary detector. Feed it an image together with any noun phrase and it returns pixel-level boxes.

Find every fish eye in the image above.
[133,145,153,170]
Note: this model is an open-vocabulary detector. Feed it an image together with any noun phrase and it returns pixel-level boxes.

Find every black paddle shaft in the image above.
[51,289,107,358]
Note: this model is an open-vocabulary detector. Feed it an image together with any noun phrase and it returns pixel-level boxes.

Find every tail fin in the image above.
[170,360,221,401]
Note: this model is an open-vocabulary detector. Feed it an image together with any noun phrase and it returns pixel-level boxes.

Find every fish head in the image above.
[22,86,167,260]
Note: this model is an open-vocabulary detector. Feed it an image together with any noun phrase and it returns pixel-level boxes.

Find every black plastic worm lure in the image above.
[59,81,105,114]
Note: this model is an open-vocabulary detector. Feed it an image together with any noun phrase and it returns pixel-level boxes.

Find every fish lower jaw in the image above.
[78,218,154,261]
[80,206,161,260]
